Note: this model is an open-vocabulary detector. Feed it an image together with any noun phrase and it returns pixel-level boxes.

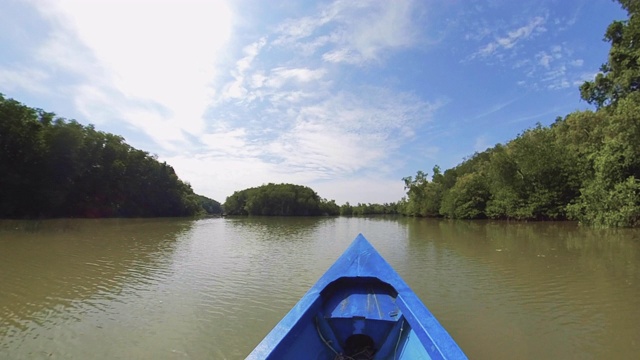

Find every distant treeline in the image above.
[224,183,338,216]
[0,94,221,218]
[339,202,399,216]
[223,183,399,216]
[399,0,640,227]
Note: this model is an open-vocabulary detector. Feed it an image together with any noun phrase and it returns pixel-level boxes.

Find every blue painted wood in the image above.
[247,234,467,360]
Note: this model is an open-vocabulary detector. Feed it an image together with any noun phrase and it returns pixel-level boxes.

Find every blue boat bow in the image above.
[247,234,467,359]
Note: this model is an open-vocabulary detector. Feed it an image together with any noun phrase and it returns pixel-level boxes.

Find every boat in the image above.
[247,234,467,359]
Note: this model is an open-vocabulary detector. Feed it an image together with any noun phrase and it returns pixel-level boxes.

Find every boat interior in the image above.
[268,277,433,360]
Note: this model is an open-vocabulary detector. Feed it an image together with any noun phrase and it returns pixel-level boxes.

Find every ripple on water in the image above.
[1,218,639,360]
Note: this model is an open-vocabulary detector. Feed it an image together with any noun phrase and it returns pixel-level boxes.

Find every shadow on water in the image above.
[0,218,193,339]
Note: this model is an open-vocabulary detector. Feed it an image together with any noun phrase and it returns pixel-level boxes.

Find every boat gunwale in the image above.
[247,233,467,359]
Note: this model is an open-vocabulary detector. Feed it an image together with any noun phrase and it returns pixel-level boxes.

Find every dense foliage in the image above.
[339,202,399,216]
[400,0,640,227]
[580,0,640,108]
[224,183,340,216]
[0,95,217,218]
[197,195,223,215]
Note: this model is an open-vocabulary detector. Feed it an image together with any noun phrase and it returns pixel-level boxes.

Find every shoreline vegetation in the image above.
[223,183,399,216]
[399,0,640,228]
[1,0,638,227]
[0,94,221,219]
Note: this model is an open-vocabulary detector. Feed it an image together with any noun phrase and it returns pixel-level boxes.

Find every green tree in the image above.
[0,94,215,218]
[400,0,640,227]
[0,95,47,217]
[224,183,328,216]
[198,195,223,214]
[485,126,577,220]
[401,167,443,217]
[440,172,490,219]
[580,0,640,108]
[340,202,353,216]
[567,94,640,226]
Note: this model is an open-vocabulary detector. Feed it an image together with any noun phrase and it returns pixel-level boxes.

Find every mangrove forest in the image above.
[399,0,640,227]
[0,94,220,218]
[2,0,639,227]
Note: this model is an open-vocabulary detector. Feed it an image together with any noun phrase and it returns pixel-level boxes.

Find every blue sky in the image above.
[0,0,627,204]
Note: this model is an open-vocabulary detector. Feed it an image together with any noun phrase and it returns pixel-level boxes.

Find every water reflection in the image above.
[402,219,640,359]
[0,219,192,345]
[225,215,333,240]
[0,217,638,359]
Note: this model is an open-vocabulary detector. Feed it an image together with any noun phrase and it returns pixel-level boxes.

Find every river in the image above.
[0,217,638,359]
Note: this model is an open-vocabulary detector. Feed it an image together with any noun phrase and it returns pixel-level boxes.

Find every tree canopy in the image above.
[400,0,640,227]
[223,183,340,216]
[0,95,220,218]
[580,0,640,108]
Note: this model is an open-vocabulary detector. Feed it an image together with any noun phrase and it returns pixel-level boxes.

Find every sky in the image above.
[0,0,628,205]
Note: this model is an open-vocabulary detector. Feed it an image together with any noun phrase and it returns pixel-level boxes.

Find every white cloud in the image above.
[477,42,499,57]
[312,177,406,205]
[506,42,589,91]
[537,52,553,68]
[190,0,435,202]
[273,10,334,46]
[269,121,383,175]
[504,17,545,45]
[32,0,234,150]
[238,39,266,72]
[36,29,100,78]
[574,71,598,86]
[166,153,407,205]
[3,0,610,209]
[323,48,357,64]
[264,67,327,88]
[528,45,585,90]
[474,97,519,119]
[344,1,416,61]
[570,59,584,67]
[465,27,492,42]
[274,0,419,65]
[200,128,252,155]
[472,16,546,58]
[194,82,442,202]
[4,0,442,205]
[164,154,285,203]
[72,85,120,125]
[0,67,50,94]
[464,8,588,92]
[222,38,266,100]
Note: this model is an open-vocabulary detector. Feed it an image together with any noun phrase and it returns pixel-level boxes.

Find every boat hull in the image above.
[247,234,467,359]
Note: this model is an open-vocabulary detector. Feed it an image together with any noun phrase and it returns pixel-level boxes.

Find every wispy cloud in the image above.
[139,0,437,201]
[506,107,565,124]
[0,0,617,205]
[222,38,267,101]
[473,97,520,120]
[573,70,598,87]
[264,67,327,88]
[517,44,586,90]
[472,16,547,59]
[0,67,50,94]
[192,35,444,199]
[273,0,420,65]
[463,7,588,92]
[30,0,234,149]
[209,82,442,177]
